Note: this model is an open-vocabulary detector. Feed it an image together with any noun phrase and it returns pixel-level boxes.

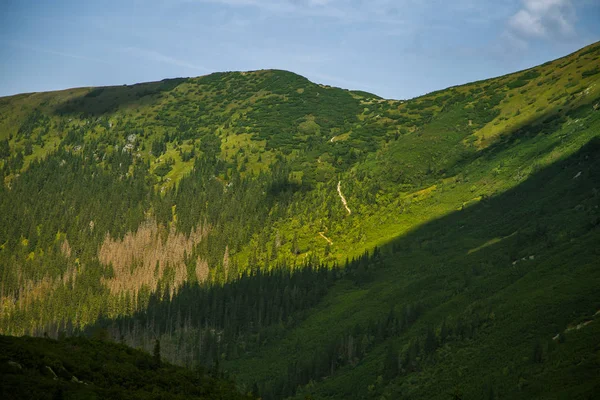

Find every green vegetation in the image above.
[0,42,599,399]
[85,137,600,399]
[226,138,600,399]
[0,334,253,399]
[581,67,599,78]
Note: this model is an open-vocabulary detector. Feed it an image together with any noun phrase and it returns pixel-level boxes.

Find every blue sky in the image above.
[1,0,599,99]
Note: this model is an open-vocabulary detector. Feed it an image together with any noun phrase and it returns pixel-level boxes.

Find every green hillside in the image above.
[0,334,253,399]
[0,41,599,399]
[91,136,600,399]
[224,137,600,399]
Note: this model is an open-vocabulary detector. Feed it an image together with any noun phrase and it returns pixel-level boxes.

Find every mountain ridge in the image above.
[0,41,599,399]
[4,37,599,103]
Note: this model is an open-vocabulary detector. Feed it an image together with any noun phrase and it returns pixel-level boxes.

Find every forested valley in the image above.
[1,42,600,399]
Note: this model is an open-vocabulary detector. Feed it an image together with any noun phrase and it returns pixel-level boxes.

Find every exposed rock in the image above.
[7,360,23,371]
[44,366,59,380]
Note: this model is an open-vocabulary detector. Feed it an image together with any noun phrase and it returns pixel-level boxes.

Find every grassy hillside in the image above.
[0,41,599,399]
[0,334,253,400]
[223,137,600,399]
[91,134,600,399]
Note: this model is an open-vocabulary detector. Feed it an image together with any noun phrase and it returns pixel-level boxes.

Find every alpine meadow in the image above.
[1,41,600,399]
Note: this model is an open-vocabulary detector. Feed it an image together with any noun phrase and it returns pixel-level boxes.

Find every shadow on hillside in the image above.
[75,135,600,334]
[51,78,188,117]
[44,136,600,399]
[398,135,598,254]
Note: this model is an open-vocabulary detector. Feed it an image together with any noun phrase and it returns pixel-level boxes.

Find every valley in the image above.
[0,41,599,399]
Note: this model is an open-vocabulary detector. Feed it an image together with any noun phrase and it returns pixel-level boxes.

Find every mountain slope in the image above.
[222,137,600,399]
[0,41,599,399]
[0,334,253,400]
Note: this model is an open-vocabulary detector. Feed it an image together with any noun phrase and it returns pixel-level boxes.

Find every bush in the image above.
[154,163,172,178]
[581,67,600,78]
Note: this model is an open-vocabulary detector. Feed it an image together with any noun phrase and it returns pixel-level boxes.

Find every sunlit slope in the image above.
[93,131,600,399]
[222,135,600,399]
[0,41,598,337]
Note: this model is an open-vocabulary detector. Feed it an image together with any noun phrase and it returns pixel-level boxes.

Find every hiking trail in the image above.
[337,181,351,215]
[318,231,333,245]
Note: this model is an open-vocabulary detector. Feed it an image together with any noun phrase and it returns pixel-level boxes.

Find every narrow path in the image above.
[318,231,333,245]
[337,181,351,215]
[330,136,337,143]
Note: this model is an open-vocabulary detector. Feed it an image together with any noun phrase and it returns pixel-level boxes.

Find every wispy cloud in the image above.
[184,0,505,36]
[188,0,401,24]
[121,47,211,72]
[2,39,112,65]
[307,71,381,92]
[507,0,576,40]
[188,0,296,14]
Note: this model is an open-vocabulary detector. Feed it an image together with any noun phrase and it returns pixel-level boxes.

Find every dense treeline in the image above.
[0,334,253,400]
[2,52,599,336]
[85,250,372,346]
[261,299,427,399]
[80,249,386,397]
[0,144,315,333]
[0,42,599,400]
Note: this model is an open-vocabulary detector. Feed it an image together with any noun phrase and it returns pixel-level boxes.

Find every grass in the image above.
[0,40,599,400]
[223,136,600,399]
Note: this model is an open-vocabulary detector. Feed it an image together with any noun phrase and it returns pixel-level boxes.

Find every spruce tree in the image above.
[153,339,161,368]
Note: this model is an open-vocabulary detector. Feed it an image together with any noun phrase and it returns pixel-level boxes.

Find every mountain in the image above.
[0,42,599,399]
[0,334,254,399]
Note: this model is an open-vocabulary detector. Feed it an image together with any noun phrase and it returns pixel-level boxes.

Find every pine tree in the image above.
[153,338,161,368]
[532,341,544,364]
[424,326,437,355]
[251,382,260,398]
[383,344,399,380]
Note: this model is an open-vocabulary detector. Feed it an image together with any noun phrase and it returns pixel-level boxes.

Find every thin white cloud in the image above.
[509,9,546,37]
[183,0,506,33]
[122,47,211,72]
[508,0,576,39]
[189,0,296,14]
[189,0,396,24]
[308,0,334,5]
[308,71,381,92]
[2,39,112,65]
